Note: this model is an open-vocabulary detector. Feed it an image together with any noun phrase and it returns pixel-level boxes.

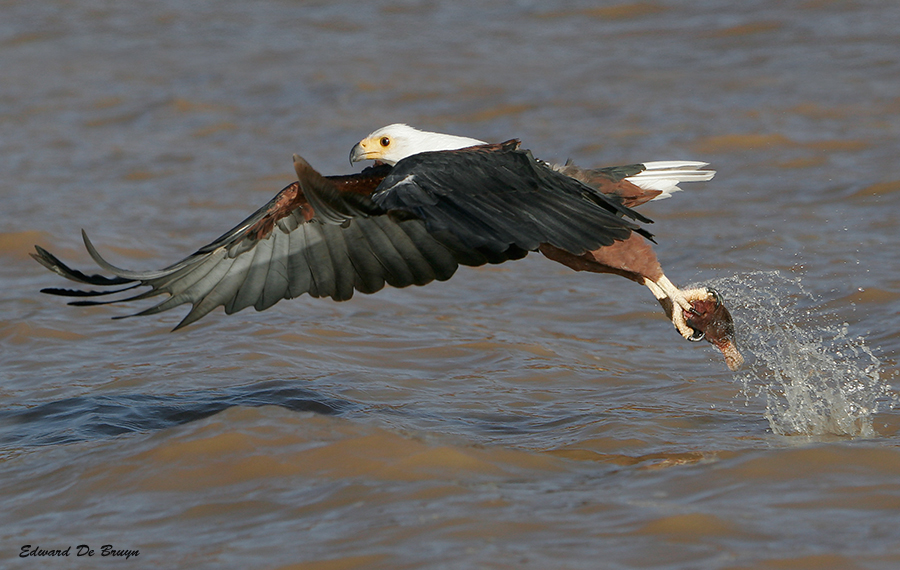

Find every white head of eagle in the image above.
[349,124,487,166]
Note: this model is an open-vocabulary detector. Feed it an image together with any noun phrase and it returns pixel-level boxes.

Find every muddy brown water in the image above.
[2,1,899,569]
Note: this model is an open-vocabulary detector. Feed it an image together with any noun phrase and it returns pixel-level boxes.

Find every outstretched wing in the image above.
[34,142,658,329]
[33,159,465,330]
[372,140,654,256]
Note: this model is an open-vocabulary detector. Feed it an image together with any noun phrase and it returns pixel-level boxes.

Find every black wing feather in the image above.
[373,142,652,256]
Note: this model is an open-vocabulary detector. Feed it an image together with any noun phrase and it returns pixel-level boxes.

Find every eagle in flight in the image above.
[32,124,743,370]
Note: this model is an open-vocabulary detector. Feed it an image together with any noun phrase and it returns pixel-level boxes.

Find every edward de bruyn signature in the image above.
[20,544,139,560]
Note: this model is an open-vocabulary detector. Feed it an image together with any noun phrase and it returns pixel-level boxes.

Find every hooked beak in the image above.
[349,141,369,165]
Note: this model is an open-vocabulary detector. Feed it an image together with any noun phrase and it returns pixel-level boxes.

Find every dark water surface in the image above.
[2,1,899,568]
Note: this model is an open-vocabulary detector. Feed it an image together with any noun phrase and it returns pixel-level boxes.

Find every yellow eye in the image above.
[380,137,390,147]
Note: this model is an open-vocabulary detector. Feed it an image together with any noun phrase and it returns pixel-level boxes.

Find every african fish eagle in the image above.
[31,124,743,370]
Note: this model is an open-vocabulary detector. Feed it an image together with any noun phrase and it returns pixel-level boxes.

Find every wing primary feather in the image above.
[340,220,386,294]
[286,225,313,298]
[82,231,179,280]
[67,248,228,310]
[320,223,356,301]
[425,229,490,268]
[258,228,291,310]
[354,217,416,288]
[395,220,459,281]
[370,216,436,286]
[31,246,134,286]
[301,223,336,299]
[116,249,230,319]
[170,254,242,330]
[227,236,274,314]
[181,250,255,324]
[41,283,142,299]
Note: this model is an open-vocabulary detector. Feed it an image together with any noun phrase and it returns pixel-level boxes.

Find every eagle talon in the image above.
[688,328,705,342]
[707,288,721,308]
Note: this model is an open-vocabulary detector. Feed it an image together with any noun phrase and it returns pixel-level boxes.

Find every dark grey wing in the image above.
[371,141,654,257]
[32,157,460,329]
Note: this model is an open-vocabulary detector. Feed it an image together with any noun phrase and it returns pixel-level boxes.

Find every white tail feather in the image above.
[625,161,715,200]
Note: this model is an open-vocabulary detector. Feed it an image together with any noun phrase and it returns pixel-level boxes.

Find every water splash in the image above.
[705,271,896,437]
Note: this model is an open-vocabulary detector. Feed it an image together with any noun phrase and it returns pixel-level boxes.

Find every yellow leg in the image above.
[644,275,714,340]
